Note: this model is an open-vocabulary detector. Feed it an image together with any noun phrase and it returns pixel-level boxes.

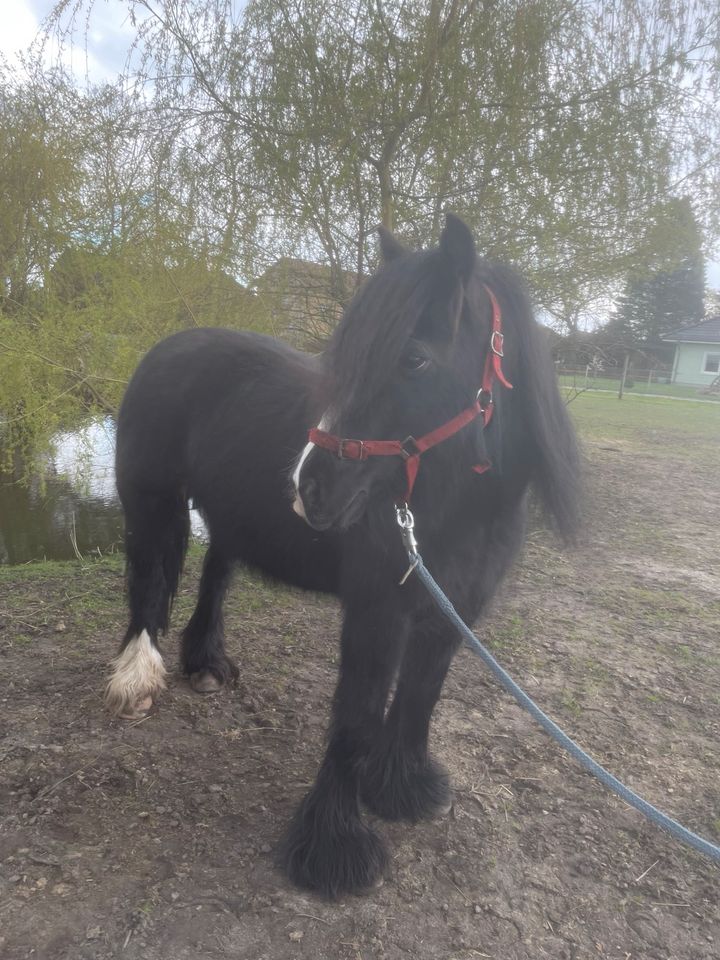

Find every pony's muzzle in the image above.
[296,474,333,530]
[297,471,368,532]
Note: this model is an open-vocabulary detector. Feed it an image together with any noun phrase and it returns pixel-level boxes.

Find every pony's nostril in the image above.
[299,476,320,508]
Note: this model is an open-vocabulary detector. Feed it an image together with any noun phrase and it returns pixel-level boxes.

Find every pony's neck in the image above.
[411,459,488,533]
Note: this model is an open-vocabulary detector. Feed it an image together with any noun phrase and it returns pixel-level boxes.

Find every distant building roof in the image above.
[256,257,360,289]
[254,257,362,346]
[663,316,720,343]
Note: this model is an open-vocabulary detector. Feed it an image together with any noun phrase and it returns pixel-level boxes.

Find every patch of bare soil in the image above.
[1,432,719,960]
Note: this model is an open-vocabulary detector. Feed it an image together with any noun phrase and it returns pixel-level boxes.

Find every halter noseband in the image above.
[307,285,513,503]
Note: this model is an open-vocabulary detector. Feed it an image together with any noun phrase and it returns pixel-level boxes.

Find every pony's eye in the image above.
[401,354,430,373]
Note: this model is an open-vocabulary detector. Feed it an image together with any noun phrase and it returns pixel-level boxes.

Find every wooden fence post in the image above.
[618,353,630,400]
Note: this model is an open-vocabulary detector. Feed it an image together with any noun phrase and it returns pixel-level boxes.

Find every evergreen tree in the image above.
[615,198,705,349]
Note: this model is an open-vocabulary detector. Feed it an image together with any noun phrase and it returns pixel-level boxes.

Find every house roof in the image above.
[663,316,720,343]
[255,257,361,288]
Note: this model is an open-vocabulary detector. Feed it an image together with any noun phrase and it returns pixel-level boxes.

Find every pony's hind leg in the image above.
[105,491,189,718]
[180,545,239,693]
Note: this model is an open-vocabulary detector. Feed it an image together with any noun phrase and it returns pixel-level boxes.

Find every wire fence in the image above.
[556,365,720,401]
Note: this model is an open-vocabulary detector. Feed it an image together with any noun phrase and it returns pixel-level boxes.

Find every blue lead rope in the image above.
[411,553,720,865]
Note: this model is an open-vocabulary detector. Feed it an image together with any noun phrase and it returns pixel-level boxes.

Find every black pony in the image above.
[107,214,580,897]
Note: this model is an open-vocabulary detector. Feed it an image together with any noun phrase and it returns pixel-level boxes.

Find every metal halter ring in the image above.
[490,330,504,357]
[477,388,493,410]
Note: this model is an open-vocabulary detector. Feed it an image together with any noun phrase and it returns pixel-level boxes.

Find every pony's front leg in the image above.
[281,601,406,897]
[360,613,461,822]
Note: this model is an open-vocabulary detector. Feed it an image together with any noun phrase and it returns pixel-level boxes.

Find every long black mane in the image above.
[326,249,443,416]
[489,262,582,540]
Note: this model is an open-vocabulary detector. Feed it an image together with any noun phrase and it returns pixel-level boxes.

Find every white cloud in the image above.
[0,1,41,60]
[1,0,142,83]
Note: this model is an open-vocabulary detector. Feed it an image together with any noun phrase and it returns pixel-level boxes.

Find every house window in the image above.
[703,353,720,374]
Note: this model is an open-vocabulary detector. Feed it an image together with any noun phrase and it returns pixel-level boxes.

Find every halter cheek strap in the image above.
[307,284,513,503]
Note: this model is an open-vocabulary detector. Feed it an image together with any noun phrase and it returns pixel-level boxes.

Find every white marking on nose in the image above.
[292,412,331,495]
[292,439,315,493]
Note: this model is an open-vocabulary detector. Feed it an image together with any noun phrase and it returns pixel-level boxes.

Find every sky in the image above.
[2,0,137,80]
[3,0,720,293]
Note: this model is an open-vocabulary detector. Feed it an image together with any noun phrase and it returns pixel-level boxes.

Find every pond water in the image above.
[0,420,205,566]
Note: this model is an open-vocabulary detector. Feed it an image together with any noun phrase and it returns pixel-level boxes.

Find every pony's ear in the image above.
[377,225,407,263]
[439,213,476,284]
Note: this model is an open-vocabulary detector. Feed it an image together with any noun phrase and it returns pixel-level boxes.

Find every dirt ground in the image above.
[1,397,719,960]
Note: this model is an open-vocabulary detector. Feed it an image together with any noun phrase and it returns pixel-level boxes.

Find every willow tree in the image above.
[0,66,82,310]
[63,0,717,316]
[0,65,272,468]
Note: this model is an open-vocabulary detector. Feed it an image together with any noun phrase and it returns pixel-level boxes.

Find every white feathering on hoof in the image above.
[104,630,167,717]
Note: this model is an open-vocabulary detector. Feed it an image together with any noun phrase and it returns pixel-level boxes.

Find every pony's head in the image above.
[293,214,501,529]
[293,213,580,540]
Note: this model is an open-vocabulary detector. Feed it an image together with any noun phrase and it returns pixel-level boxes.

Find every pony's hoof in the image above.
[189,670,223,693]
[282,826,387,898]
[433,799,453,819]
[118,694,153,720]
[280,792,388,897]
[105,630,167,718]
[361,753,453,822]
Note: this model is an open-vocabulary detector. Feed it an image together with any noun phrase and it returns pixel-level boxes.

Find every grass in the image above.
[0,553,120,580]
[564,389,720,458]
[559,692,583,716]
[0,538,328,656]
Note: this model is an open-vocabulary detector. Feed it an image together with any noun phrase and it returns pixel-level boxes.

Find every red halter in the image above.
[308,285,513,503]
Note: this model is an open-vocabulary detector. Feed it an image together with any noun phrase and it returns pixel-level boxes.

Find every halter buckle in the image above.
[400,436,420,460]
[337,438,366,460]
[490,330,504,357]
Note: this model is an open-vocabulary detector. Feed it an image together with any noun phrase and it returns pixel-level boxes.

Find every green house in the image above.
[663,317,720,387]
